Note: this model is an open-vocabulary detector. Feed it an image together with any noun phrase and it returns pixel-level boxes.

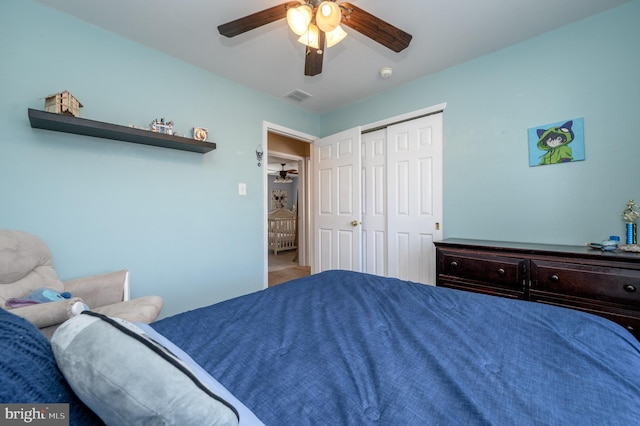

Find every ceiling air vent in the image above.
[285,89,312,102]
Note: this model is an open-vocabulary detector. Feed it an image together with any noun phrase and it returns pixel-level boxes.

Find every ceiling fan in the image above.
[217,1,412,76]
[269,163,298,183]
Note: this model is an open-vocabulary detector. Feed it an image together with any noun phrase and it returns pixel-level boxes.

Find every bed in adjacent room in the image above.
[148,270,640,425]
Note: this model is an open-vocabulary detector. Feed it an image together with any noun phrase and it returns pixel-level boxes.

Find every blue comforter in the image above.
[152,270,640,425]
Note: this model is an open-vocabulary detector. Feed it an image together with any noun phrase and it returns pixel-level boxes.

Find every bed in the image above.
[4,270,640,425]
[267,208,297,255]
[149,270,640,425]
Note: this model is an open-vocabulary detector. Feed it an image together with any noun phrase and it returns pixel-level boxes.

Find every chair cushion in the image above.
[0,308,102,424]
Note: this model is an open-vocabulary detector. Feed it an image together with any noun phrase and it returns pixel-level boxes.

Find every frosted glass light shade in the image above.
[297,24,321,49]
[325,24,347,48]
[316,1,341,33]
[286,4,313,36]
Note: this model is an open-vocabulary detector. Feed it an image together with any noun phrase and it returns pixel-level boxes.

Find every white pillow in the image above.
[51,311,239,426]
[134,323,265,426]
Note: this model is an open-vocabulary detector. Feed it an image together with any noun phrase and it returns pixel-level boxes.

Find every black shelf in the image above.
[28,108,216,154]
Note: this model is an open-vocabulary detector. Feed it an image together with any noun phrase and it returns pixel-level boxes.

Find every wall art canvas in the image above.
[272,190,287,209]
[528,117,585,167]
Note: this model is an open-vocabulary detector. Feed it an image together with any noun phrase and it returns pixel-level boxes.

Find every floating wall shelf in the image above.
[27,108,216,154]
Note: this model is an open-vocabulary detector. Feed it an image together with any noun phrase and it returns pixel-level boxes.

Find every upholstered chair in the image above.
[0,229,163,338]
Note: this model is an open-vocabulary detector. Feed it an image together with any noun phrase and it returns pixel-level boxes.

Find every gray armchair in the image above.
[0,229,163,338]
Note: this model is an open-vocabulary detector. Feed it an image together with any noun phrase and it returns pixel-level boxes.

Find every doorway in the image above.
[263,123,314,287]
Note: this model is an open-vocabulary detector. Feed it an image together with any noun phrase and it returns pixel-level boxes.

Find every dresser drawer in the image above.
[439,250,525,291]
[531,260,640,308]
[530,294,640,340]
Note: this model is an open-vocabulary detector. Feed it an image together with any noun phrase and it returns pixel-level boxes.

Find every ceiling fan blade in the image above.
[304,31,326,76]
[218,2,299,38]
[339,3,412,52]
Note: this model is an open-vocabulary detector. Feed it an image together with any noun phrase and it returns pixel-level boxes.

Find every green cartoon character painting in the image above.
[536,120,574,165]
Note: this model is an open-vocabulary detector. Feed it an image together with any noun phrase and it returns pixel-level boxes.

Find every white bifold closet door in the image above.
[314,113,443,284]
[385,114,443,284]
[313,127,362,274]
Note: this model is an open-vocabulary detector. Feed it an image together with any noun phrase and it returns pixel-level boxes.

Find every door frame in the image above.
[361,103,447,132]
[262,121,317,289]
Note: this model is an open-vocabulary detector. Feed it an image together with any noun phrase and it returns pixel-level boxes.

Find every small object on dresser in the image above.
[44,90,83,117]
[627,223,637,245]
[588,237,619,251]
[622,199,639,244]
[192,127,208,141]
[600,239,618,251]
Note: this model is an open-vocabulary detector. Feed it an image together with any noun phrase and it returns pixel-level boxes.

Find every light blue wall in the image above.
[0,0,320,318]
[322,0,640,246]
[2,1,639,318]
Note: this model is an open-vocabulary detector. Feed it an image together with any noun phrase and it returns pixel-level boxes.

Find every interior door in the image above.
[313,127,362,273]
[386,114,443,284]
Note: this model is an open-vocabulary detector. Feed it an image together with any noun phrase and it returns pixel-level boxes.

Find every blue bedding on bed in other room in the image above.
[151,270,640,425]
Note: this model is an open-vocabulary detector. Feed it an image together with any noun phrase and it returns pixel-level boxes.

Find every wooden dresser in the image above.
[435,238,640,339]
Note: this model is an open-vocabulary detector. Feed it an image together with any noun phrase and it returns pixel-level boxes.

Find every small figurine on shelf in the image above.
[192,127,208,141]
[150,118,174,135]
[622,199,639,245]
[44,91,83,117]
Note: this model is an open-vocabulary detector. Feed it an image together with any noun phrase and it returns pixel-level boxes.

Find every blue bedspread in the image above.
[151,270,640,425]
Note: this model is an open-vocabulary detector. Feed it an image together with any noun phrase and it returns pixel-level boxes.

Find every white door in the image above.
[361,129,387,276]
[386,114,443,284]
[313,127,362,273]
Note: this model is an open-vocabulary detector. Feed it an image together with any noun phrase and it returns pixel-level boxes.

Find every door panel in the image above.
[313,127,362,273]
[362,130,387,275]
[387,114,443,284]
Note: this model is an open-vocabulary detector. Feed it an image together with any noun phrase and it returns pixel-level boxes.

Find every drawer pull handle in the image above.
[450,261,458,267]
[623,284,637,293]
[550,275,559,282]
[497,268,505,275]
[626,325,635,332]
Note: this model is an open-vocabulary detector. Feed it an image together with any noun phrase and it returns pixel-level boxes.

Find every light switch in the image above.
[238,183,247,196]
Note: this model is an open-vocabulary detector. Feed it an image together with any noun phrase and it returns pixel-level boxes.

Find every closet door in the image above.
[313,127,362,273]
[386,114,443,284]
[361,129,387,276]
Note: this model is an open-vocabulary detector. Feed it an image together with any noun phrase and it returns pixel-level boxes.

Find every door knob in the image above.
[351,220,360,227]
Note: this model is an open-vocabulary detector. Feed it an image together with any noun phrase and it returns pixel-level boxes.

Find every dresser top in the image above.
[436,238,640,263]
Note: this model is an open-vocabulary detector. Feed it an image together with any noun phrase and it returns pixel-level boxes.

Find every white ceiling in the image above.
[34,0,628,114]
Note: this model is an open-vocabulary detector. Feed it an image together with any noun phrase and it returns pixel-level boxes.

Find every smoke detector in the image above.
[379,66,393,79]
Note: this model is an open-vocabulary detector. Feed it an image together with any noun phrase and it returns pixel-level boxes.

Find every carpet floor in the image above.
[268,250,310,286]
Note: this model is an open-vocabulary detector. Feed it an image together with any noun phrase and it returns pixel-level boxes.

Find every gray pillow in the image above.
[51,311,239,426]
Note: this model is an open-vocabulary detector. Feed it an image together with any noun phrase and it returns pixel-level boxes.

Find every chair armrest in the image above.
[93,295,163,324]
[64,270,129,308]
[7,297,83,329]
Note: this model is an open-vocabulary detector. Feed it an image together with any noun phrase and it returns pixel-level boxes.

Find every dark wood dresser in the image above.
[435,238,640,339]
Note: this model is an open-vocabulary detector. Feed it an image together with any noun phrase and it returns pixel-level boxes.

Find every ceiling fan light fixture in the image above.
[325,24,347,48]
[316,1,341,33]
[297,23,321,49]
[274,176,294,183]
[274,164,294,183]
[286,4,313,36]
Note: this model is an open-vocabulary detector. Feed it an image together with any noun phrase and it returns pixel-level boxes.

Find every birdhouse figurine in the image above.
[44,91,83,117]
